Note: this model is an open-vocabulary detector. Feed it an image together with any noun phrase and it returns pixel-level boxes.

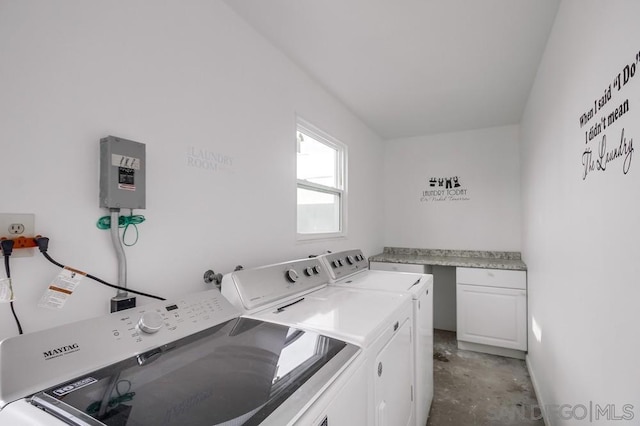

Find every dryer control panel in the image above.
[319,249,368,281]
[221,258,330,312]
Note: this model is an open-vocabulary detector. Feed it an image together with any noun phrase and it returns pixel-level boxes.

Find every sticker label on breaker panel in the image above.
[113,153,139,191]
[112,154,140,170]
[118,167,136,191]
[38,267,86,309]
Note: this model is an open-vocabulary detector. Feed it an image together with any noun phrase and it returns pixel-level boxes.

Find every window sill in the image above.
[296,232,347,244]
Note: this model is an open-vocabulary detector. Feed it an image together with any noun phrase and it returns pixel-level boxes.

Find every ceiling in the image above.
[223,0,560,140]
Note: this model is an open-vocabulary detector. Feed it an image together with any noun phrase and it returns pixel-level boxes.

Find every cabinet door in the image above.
[456,283,527,350]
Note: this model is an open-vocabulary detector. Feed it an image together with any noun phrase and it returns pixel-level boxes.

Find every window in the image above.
[296,118,346,240]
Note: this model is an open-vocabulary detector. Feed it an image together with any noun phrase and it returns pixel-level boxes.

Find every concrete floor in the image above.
[426,330,544,426]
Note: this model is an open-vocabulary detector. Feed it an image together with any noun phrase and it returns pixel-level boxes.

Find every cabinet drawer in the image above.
[456,267,526,290]
[370,261,427,273]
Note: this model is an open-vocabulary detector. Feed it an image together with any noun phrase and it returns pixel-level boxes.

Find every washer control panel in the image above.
[111,293,227,344]
[137,312,163,334]
[320,249,368,281]
[0,289,241,407]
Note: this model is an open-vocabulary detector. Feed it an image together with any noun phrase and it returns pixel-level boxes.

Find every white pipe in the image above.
[110,209,127,297]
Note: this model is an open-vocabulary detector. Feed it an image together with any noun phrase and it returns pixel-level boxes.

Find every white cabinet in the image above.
[456,267,527,357]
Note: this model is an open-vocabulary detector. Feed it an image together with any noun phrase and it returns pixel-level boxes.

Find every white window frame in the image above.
[296,117,347,241]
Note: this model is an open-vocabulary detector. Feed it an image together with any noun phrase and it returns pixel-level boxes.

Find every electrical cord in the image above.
[86,379,135,415]
[1,239,24,335]
[35,237,165,301]
[96,212,145,246]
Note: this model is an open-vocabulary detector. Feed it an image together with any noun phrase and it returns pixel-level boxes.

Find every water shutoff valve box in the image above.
[99,136,146,209]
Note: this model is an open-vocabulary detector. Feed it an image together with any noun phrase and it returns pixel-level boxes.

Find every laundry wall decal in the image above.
[420,176,470,202]
[580,48,638,180]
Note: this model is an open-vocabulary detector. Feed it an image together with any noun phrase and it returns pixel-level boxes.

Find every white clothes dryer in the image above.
[222,257,415,426]
[319,249,434,426]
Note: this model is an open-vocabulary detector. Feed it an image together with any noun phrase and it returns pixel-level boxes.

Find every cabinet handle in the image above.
[393,321,399,331]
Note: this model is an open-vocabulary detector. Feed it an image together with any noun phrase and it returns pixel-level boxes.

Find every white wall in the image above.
[0,1,384,340]
[383,125,521,251]
[521,1,640,423]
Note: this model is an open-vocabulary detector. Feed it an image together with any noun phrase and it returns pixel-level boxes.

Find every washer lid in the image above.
[30,317,359,426]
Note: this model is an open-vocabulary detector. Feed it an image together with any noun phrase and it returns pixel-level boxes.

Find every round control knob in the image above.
[312,265,321,274]
[332,260,340,268]
[286,269,299,283]
[138,311,164,334]
[346,255,355,265]
[304,267,313,277]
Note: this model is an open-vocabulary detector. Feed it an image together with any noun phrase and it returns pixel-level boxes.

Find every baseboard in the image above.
[457,340,526,360]
[526,354,551,426]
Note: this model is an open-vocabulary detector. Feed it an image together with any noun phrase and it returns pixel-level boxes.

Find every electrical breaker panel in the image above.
[99,136,146,209]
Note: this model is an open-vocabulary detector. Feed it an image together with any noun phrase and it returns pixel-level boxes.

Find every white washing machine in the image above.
[319,249,434,426]
[222,257,415,426]
[0,289,364,426]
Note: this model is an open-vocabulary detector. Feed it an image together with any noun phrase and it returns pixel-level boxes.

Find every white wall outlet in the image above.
[9,223,25,234]
[0,213,35,257]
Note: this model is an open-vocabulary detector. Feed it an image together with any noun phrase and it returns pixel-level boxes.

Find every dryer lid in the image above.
[248,286,411,347]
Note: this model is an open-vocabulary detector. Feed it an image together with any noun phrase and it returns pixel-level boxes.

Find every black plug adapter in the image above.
[111,295,136,312]
[34,236,50,253]
[0,239,15,256]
